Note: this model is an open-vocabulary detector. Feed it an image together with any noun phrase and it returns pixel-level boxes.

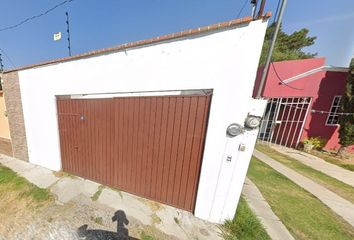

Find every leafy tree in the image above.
[338,58,354,158]
[259,23,317,65]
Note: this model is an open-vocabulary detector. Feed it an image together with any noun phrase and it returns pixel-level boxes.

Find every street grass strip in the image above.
[221,196,270,240]
[0,164,52,202]
[248,157,354,240]
[256,144,354,204]
[0,164,53,231]
[309,150,354,172]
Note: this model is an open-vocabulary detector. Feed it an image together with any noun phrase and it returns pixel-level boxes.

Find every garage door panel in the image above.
[171,97,191,206]
[153,97,169,202]
[166,97,183,204]
[144,98,157,198]
[176,96,198,207]
[185,96,210,210]
[57,93,211,212]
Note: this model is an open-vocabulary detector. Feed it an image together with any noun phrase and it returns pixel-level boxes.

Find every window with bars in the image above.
[326,96,342,125]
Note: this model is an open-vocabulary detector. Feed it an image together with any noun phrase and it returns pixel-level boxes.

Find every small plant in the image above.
[151,214,162,225]
[91,185,104,201]
[90,216,103,225]
[302,137,326,151]
[140,231,156,240]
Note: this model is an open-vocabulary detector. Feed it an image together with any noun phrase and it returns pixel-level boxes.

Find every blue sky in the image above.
[0,0,353,69]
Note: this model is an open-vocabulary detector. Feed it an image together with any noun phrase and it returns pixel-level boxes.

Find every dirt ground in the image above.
[0,194,177,240]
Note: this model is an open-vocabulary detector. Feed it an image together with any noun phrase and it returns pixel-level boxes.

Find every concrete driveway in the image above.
[0,154,221,240]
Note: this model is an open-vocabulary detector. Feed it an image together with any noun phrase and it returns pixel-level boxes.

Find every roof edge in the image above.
[4,12,271,74]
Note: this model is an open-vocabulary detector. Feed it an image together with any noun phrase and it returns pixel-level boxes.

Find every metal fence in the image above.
[258,97,312,148]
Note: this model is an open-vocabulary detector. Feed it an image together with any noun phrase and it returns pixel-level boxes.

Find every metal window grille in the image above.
[258,97,312,148]
[326,96,342,126]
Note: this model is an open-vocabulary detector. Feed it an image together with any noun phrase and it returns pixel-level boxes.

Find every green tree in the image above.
[260,23,317,65]
[338,58,354,158]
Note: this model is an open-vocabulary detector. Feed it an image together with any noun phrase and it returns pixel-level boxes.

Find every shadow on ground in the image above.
[78,210,138,240]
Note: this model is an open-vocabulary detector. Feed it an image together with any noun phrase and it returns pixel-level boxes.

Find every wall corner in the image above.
[2,71,29,161]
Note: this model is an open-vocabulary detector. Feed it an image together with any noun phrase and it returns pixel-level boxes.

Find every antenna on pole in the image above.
[66,11,72,56]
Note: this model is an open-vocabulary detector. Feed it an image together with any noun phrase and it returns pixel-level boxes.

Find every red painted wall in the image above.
[253,58,354,152]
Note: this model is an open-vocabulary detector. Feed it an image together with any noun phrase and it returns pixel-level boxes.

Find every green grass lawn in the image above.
[256,144,354,204]
[0,164,52,202]
[248,157,354,240]
[309,150,354,172]
[0,164,54,235]
[221,197,270,240]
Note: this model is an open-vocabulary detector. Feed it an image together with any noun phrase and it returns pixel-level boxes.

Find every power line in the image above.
[0,0,75,33]
[0,47,16,68]
[237,0,249,18]
[272,0,281,24]
[271,62,304,90]
[256,0,287,98]
[265,0,302,91]
[286,103,354,115]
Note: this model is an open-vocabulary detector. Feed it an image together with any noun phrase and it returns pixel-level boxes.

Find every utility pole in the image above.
[251,0,258,19]
[0,53,3,90]
[0,53,3,72]
[256,0,288,98]
[66,12,72,56]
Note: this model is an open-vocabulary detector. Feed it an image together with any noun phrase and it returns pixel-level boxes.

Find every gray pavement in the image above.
[271,145,354,187]
[253,150,354,228]
[242,177,295,240]
[0,153,221,240]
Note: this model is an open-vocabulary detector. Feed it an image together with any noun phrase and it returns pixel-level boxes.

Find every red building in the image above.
[254,57,354,152]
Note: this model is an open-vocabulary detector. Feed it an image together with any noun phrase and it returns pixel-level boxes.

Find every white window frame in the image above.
[326,95,342,126]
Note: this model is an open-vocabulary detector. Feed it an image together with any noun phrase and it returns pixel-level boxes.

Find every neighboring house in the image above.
[254,57,354,152]
[0,83,12,156]
[1,15,270,223]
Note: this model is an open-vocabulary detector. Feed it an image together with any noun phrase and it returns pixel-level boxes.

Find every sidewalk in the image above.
[271,145,354,187]
[253,150,354,228]
[0,154,221,240]
[242,178,294,240]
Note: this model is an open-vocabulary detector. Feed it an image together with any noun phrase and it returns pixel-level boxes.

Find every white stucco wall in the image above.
[17,19,268,223]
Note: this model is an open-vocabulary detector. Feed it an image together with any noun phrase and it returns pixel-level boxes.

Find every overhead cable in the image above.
[0,48,16,68]
[0,0,75,32]
[237,0,249,18]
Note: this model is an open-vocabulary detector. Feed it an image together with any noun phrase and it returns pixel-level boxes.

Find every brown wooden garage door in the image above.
[57,93,211,212]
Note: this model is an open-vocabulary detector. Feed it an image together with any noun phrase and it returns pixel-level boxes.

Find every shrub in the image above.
[302,137,326,150]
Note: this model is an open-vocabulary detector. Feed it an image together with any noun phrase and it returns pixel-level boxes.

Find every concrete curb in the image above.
[242,177,295,240]
[253,150,354,228]
[271,145,354,188]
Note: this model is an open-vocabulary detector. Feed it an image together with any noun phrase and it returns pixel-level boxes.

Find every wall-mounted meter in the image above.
[244,115,261,129]
[226,123,244,137]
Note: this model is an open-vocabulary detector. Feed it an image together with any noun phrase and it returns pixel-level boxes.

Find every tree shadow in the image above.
[78,210,138,240]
